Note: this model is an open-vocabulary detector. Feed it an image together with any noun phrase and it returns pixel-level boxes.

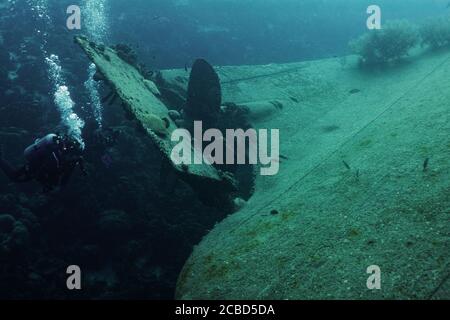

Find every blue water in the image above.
[0,0,449,300]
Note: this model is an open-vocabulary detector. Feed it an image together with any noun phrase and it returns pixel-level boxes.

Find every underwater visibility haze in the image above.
[0,0,449,300]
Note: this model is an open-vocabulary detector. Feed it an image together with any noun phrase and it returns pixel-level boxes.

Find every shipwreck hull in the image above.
[75,36,236,196]
[168,51,450,299]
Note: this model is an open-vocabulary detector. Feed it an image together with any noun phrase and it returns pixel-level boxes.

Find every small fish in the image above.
[349,89,361,94]
[280,155,289,160]
[184,63,188,72]
[343,160,351,170]
[322,125,340,133]
[423,157,430,172]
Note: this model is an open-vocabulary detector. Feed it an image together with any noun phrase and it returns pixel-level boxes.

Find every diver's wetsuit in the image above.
[0,135,85,191]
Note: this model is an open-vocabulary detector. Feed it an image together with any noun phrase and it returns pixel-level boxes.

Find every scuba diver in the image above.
[0,133,87,192]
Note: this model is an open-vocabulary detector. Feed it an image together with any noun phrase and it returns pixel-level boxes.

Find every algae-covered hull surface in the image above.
[174,51,450,299]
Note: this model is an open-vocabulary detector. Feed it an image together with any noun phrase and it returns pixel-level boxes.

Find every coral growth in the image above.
[114,43,154,79]
[114,44,138,66]
[420,17,450,49]
[350,20,419,66]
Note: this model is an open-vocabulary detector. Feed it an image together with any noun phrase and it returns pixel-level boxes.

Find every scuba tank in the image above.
[24,134,60,165]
